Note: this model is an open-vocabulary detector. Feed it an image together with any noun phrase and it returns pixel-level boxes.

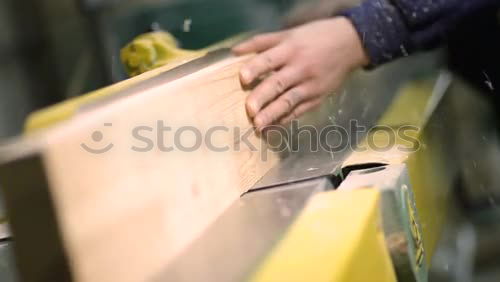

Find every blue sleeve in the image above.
[342,0,500,67]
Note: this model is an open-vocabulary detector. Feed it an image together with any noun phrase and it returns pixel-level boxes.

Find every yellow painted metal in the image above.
[404,124,452,265]
[250,189,397,282]
[343,77,453,265]
[378,80,452,264]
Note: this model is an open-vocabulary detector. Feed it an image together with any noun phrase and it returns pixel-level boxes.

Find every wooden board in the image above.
[0,54,280,282]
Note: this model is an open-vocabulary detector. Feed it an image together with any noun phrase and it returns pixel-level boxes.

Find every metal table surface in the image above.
[253,51,443,189]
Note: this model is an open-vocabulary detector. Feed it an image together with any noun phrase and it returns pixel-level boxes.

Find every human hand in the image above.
[233,17,369,131]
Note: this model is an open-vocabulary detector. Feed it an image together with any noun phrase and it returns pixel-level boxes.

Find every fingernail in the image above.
[231,45,242,54]
[246,100,258,117]
[256,124,266,133]
[254,115,267,130]
[240,69,252,84]
[279,118,290,126]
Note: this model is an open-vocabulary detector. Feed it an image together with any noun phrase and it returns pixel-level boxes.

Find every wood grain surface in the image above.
[0,54,280,281]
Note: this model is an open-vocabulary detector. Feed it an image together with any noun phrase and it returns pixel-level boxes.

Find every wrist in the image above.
[338,17,370,69]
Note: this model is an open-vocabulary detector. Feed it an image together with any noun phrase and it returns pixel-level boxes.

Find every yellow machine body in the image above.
[22,33,453,282]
